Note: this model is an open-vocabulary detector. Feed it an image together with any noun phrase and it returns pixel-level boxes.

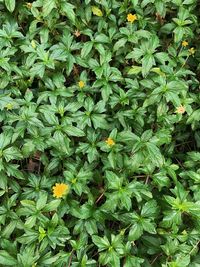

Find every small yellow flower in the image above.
[106,137,115,147]
[127,13,137,23]
[176,105,186,114]
[182,40,188,47]
[5,103,13,110]
[78,80,85,88]
[52,183,69,198]
[188,47,195,55]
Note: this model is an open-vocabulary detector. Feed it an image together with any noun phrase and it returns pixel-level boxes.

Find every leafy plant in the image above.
[0,0,199,266]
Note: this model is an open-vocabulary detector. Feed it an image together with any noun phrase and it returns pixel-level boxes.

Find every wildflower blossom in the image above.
[176,105,186,114]
[78,80,85,88]
[182,40,188,47]
[127,13,137,23]
[52,183,69,198]
[74,30,81,37]
[106,137,115,146]
[188,47,195,55]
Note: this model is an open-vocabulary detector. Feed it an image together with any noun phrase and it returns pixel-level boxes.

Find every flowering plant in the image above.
[0,0,199,266]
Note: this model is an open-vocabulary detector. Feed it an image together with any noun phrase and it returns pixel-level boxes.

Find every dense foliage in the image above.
[0,0,200,266]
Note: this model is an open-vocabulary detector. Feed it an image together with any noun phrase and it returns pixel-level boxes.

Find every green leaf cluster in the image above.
[0,0,199,266]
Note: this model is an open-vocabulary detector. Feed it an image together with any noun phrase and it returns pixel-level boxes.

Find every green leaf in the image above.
[92,6,103,17]
[42,254,63,265]
[5,0,15,12]
[108,151,116,169]
[30,63,45,78]
[183,0,194,3]
[6,164,24,180]
[113,38,127,52]
[106,171,121,190]
[21,199,35,208]
[128,66,142,75]
[146,142,164,167]
[0,95,13,110]
[109,250,120,267]
[141,200,158,217]
[65,126,85,137]
[43,0,56,17]
[2,221,17,238]
[142,219,156,234]
[0,250,17,265]
[81,42,93,58]
[0,172,7,190]
[120,191,132,211]
[128,224,143,241]
[92,235,110,251]
[91,114,107,129]
[42,200,61,212]
[36,192,48,210]
[3,147,22,162]
[17,230,38,244]
[131,0,139,7]
[124,255,144,267]
[142,54,155,76]
[173,26,184,43]
[61,2,76,23]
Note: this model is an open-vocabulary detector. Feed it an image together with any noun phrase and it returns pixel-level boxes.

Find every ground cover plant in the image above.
[0,0,200,266]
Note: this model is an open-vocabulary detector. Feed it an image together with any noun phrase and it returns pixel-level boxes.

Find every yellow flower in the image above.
[52,183,69,198]
[78,80,85,88]
[176,105,186,114]
[188,47,195,55]
[5,103,13,110]
[127,13,137,23]
[106,137,115,147]
[182,40,188,47]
